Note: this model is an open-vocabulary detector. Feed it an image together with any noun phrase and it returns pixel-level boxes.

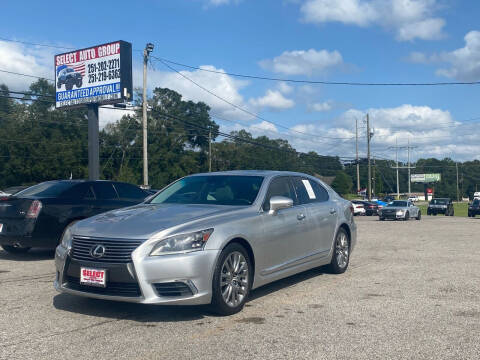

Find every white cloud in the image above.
[147,65,254,120]
[277,82,294,94]
[0,40,53,90]
[249,89,295,110]
[206,0,242,6]
[407,30,480,81]
[309,100,333,112]
[259,49,344,76]
[299,0,445,41]
[436,31,480,81]
[217,104,480,161]
[99,106,136,128]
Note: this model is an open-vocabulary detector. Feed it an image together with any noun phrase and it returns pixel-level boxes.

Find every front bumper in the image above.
[379,212,406,220]
[54,245,220,305]
[427,207,447,214]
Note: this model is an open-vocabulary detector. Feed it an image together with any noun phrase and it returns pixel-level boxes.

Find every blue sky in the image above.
[1,0,480,161]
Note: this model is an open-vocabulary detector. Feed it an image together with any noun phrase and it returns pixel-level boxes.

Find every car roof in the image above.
[36,180,142,186]
[189,170,317,178]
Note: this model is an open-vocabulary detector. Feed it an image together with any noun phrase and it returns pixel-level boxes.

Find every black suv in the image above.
[468,199,480,217]
[427,198,454,216]
[57,67,83,91]
[0,180,149,253]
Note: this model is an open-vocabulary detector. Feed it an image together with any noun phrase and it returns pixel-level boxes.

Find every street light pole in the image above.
[142,43,154,188]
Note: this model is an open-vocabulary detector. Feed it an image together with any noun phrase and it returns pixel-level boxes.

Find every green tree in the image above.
[331,171,353,195]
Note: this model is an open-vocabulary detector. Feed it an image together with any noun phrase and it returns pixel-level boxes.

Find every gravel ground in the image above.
[1,215,479,360]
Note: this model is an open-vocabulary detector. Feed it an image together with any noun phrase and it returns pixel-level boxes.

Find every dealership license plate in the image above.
[80,267,106,287]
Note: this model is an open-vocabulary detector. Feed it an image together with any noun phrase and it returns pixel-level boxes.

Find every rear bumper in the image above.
[0,234,57,248]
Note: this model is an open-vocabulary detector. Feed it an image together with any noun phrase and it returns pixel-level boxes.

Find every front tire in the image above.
[327,228,350,274]
[404,212,410,221]
[416,211,421,220]
[1,245,31,254]
[210,243,252,316]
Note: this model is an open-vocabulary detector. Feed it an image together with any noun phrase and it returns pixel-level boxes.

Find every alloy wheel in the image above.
[335,232,349,269]
[220,251,249,308]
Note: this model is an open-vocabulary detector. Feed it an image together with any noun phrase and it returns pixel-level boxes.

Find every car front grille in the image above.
[153,282,194,297]
[65,276,142,297]
[71,236,144,263]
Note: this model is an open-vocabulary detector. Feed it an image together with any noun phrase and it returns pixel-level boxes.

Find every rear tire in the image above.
[1,245,31,254]
[327,228,350,274]
[210,243,252,316]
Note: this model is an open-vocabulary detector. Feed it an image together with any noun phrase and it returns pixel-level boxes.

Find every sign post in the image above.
[55,41,132,180]
[87,104,99,180]
[411,174,441,202]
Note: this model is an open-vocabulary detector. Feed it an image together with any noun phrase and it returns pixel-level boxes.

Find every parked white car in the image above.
[352,202,365,216]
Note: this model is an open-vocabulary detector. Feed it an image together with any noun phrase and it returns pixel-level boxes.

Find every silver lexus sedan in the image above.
[54,171,357,315]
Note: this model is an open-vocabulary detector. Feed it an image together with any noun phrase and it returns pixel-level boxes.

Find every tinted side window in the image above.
[291,177,311,204]
[61,183,95,200]
[114,183,147,200]
[309,180,329,202]
[92,183,118,200]
[263,177,296,211]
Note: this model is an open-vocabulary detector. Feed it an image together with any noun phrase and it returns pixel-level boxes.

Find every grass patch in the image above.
[418,202,468,217]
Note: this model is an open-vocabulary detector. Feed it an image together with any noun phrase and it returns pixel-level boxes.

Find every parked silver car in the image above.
[54,171,356,315]
[378,200,421,221]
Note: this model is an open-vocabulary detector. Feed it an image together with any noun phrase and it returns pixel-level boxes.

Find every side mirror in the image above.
[269,196,293,215]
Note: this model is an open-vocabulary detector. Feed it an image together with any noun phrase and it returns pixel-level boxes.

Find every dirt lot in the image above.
[1,216,479,360]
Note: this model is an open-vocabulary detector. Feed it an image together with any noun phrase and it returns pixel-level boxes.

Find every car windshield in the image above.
[149,175,264,206]
[14,182,74,197]
[388,201,407,207]
[431,199,447,205]
[66,68,73,73]
[473,199,480,206]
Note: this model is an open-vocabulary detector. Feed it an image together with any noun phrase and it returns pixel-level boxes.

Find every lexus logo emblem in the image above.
[90,245,106,258]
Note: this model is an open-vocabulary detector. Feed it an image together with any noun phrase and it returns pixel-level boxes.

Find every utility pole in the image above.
[390,140,416,199]
[456,162,460,202]
[396,138,399,199]
[356,118,360,193]
[208,129,212,172]
[367,113,372,201]
[372,156,376,198]
[142,43,154,188]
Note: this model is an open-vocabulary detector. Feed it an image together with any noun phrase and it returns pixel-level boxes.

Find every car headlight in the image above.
[396,210,405,215]
[149,229,214,256]
[60,226,73,250]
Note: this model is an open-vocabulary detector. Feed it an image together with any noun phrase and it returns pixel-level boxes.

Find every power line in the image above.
[156,58,355,141]
[153,56,480,87]
[0,69,54,82]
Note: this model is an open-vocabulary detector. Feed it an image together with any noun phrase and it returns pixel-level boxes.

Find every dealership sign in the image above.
[55,41,132,108]
[410,173,441,183]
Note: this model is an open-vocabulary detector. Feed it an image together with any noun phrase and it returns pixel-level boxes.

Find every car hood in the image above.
[73,203,244,239]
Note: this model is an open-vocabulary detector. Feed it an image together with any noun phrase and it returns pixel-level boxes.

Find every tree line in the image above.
[1,80,479,199]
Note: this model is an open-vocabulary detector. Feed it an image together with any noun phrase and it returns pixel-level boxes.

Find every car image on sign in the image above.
[56,65,83,91]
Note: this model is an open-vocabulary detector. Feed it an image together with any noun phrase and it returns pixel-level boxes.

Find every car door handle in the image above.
[329,208,337,215]
[297,213,306,221]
